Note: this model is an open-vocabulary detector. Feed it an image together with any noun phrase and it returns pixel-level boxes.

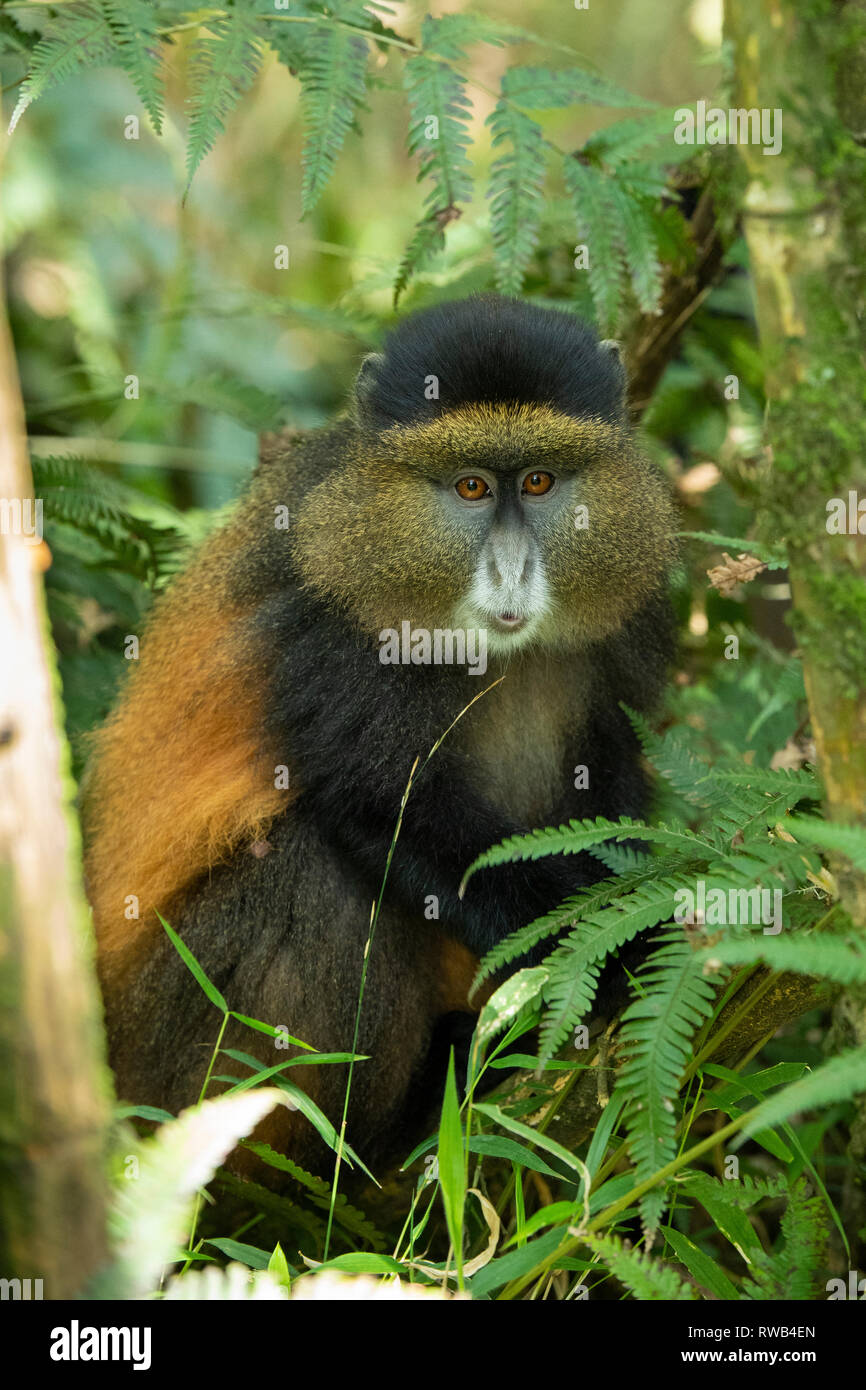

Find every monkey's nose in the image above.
[487,531,534,589]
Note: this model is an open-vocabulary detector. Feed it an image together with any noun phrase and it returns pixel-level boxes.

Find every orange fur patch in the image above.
[434,937,496,1013]
[82,527,291,987]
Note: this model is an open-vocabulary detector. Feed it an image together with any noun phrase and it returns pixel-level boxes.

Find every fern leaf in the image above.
[0,13,38,57]
[299,26,369,214]
[582,108,693,165]
[616,931,727,1234]
[10,2,118,133]
[562,157,623,331]
[741,1181,826,1300]
[710,765,819,797]
[585,1234,696,1300]
[102,0,164,133]
[677,530,789,569]
[537,879,687,1062]
[185,13,263,191]
[590,841,653,874]
[486,101,546,294]
[537,959,602,1062]
[741,1044,866,1138]
[396,19,473,297]
[625,709,727,810]
[604,179,663,314]
[697,932,866,986]
[502,65,654,111]
[474,857,683,987]
[460,816,716,889]
[788,816,866,874]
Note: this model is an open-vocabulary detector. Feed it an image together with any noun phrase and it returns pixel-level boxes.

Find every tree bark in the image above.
[725,0,866,1240]
[0,137,114,1295]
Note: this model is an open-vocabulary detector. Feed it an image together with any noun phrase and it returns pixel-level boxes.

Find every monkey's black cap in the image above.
[355,293,627,432]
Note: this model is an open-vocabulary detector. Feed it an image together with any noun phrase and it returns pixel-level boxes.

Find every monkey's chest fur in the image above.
[455,652,589,825]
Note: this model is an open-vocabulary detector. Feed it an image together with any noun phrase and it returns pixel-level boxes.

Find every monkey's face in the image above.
[292,402,676,654]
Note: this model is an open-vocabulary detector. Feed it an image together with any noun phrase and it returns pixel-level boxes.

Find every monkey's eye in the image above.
[522,471,554,496]
[455,476,492,501]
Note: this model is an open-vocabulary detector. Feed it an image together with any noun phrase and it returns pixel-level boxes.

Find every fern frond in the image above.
[392,211,455,304]
[616,931,727,1233]
[537,878,688,1062]
[460,816,717,889]
[0,13,38,56]
[625,709,726,810]
[710,765,819,797]
[475,857,683,986]
[677,530,789,569]
[585,1234,696,1300]
[605,180,663,314]
[502,65,654,111]
[10,2,118,132]
[102,0,164,132]
[299,27,369,214]
[742,1044,866,1138]
[396,17,474,296]
[741,1181,826,1300]
[582,108,692,165]
[185,13,264,191]
[697,932,866,985]
[162,373,286,431]
[788,816,866,874]
[486,101,546,294]
[562,157,623,331]
[537,960,602,1062]
[589,841,653,875]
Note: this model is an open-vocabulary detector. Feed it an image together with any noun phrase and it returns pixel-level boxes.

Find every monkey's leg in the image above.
[100,812,454,1179]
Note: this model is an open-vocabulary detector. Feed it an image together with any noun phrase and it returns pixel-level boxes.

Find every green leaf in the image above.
[789,816,866,873]
[185,13,263,192]
[299,26,369,214]
[660,1225,739,1299]
[697,932,866,986]
[460,814,715,888]
[563,157,623,331]
[486,101,546,294]
[502,65,654,111]
[476,966,547,1046]
[584,1233,697,1300]
[267,1242,293,1289]
[157,911,228,1013]
[466,1135,564,1181]
[115,1104,174,1124]
[10,2,118,133]
[740,1045,866,1139]
[102,0,164,132]
[437,1049,466,1278]
[397,24,474,297]
[205,1237,271,1269]
[229,1012,315,1048]
[615,931,727,1233]
[678,1174,764,1265]
[473,1101,588,1177]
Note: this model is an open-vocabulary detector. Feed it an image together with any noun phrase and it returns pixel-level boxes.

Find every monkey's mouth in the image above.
[491,612,527,634]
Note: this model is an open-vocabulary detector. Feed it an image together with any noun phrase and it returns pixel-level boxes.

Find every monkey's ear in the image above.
[599,338,628,411]
[353,352,386,425]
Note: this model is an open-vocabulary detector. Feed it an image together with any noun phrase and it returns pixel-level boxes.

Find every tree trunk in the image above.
[725,0,866,1239]
[0,127,113,1296]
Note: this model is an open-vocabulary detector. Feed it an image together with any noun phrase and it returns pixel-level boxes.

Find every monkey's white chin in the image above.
[451,602,546,657]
